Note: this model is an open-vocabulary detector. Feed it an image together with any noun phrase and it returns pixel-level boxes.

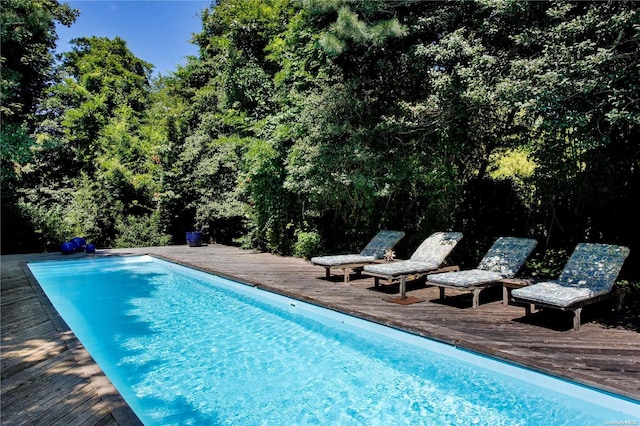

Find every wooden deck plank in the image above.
[1,328,66,377]
[1,245,639,426]
[48,386,112,426]
[1,253,143,426]
[1,347,73,387]
[1,350,83,401]
[1,373,87,424]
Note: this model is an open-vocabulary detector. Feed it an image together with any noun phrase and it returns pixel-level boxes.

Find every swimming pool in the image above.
[28,255,639,425]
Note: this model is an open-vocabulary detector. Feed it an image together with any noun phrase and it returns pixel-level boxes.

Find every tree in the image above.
[510,2,640,254]
[171,0,298,249]
[0,0,77,129]
[1,0,78,253]
[17,36,169,249]
[47,36,153,173]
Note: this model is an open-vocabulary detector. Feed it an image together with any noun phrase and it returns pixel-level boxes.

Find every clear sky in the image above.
[55,0,213,77]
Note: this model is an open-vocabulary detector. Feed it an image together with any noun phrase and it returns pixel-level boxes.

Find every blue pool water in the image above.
[28,256,639,425]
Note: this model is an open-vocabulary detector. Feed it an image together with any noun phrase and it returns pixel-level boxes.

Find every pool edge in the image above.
[147,253,640,406]
[20,260,144,426]
[20,251,640,409]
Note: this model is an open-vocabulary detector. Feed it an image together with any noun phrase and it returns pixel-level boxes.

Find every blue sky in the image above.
[56,0,212,77]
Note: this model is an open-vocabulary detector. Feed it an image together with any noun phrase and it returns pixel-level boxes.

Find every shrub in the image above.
[114,212,172,248]
[292,229,322,259]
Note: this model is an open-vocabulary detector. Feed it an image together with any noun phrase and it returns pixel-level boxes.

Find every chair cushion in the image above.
[511,282,598,307]
[556,243,630,294]
[511,244,629,308]
[477,237,538,278]
[363,260,439,277]
[409,232,463,264]
[310,254,376,267]
[359,230,405,258]
[427,269,504,288]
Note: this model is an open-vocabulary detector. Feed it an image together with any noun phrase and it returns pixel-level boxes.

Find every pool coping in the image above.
[20,260,144,425]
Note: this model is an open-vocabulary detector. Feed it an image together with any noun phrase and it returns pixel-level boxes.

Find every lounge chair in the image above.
[310,230,405,282]
[363,232,463,300]
[511,243,630,331]
[427,237,538,308]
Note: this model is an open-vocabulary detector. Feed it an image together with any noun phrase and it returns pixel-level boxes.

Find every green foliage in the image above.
[0,0,78,124]
[16,197,73,251]
[4,0,640,303]
[61,36,152,111]
[64,174,114,246]
[8,35,167,251]
[0,123,32,183]
[312,1,407,55]
[292,228,322,259]
[1,0,78,251]
[522,248,571,280]
[240,135,292,253]
[616,280,640,315]
[114,211,172,248]
[488,149,536,181]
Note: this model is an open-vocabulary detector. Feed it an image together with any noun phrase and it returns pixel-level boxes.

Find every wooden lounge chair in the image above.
[363,232,463,300]
[310,230,405,282]
[427,237,538,308]
[511,243,630,331]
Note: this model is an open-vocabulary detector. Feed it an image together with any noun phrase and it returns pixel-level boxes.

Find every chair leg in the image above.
[472,288,481,309]
[616,291,626,312]
[325,268,331,279]
[374,277,379,288]
[572,308,582,331]
[342,268,351,283]
[439,287,445,300]
[399,275,407,299]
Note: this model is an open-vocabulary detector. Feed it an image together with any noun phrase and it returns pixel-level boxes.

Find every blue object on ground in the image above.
[186,231,204,247]
[60,242,75,255]
[85,244,96,253]
[71,237,86,251]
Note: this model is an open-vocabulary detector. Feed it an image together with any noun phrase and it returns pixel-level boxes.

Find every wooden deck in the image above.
[2,244,639,424]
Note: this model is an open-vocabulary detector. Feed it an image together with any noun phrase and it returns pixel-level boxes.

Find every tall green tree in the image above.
[280,1,462,253]
[47,36,153,173]
[509,2,640,251]
[1,0,78,252]
[0,0,77,148]
[169,0,298,250]
[18,36,169,249]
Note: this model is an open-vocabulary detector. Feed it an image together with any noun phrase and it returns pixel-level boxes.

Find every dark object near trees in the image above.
[186,232,204,247]
[60,242,75,255]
